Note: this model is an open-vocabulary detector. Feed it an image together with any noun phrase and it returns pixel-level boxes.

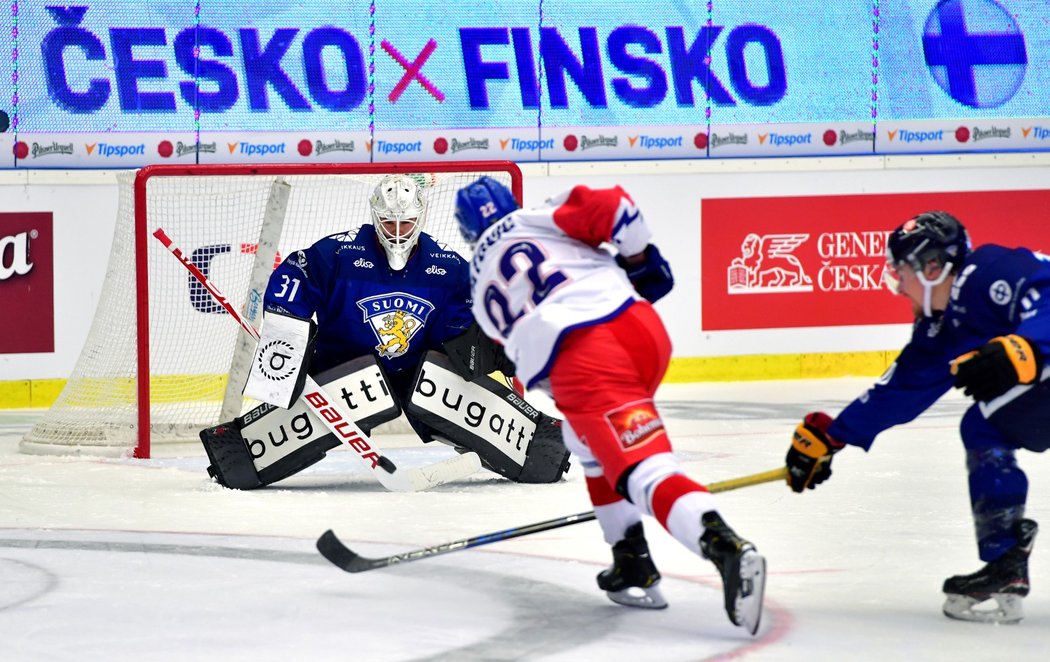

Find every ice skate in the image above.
[943,519,1037,624]
[699,511,766,635]
[597,522,668,609]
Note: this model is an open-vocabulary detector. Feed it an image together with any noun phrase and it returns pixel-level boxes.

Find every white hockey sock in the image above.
[664,492,718,555]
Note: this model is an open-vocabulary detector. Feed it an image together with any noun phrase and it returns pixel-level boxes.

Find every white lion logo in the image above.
[727,233,813,293]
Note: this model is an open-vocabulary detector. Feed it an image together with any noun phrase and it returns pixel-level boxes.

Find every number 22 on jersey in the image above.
[482,241,569,337]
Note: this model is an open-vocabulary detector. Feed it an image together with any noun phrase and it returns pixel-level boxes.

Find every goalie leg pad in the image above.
[201,409,340,489]
[204,355,402,489]
[518,416,572,483]
[200,423,263,490]
[406,351,570,483]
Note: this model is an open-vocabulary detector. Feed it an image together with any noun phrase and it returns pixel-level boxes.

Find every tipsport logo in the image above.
[922,0,1027,109]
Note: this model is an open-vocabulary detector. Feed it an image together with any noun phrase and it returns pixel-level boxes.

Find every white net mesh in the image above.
[21,163,519,457]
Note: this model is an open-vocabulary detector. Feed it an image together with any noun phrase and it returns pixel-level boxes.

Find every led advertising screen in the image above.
[3,0,1049,166]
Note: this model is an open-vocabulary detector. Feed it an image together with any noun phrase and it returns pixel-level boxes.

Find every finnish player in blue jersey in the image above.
[201,175,568,490]
[785,211,1049,624]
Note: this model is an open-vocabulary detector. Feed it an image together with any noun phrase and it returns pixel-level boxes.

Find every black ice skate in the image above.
[943,519,1037,624]
[597,522,668,609]
[699,511,766,635]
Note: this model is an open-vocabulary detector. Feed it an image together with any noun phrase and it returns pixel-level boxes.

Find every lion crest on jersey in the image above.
[357,292,435,358]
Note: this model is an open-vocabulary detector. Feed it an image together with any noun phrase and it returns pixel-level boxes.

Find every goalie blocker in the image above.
[407,351,570,483]
[201,354,402,489]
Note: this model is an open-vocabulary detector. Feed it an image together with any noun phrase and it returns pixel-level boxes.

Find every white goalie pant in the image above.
[561,421,716,552]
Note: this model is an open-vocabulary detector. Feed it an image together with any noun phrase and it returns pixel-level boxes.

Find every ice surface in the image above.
[1,379,1047,661]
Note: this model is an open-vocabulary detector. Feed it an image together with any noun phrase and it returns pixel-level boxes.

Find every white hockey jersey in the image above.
[469,185,653,390]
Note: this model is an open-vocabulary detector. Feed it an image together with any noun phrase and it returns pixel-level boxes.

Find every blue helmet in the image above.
[454,176,520,244]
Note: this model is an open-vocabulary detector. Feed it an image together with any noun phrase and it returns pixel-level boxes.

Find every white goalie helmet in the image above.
[370,174,428,271]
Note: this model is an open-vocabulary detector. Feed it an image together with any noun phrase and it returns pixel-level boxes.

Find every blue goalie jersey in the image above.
[830,244,1050,450]
[263,224,474,376]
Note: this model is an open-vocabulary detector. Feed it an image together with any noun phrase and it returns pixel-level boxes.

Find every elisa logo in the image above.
[922,0,1027,109]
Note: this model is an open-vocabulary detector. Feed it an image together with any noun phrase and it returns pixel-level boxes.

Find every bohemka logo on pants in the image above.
[604,400,665,450]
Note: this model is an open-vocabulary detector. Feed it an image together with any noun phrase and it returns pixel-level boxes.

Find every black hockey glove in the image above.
[786,412,845,493]
[615,244,674,303]
[951,334,1041,402]
[443,322,516,382]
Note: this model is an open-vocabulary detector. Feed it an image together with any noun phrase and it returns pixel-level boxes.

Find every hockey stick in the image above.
[153,227,481,492]
[317,466,787,572]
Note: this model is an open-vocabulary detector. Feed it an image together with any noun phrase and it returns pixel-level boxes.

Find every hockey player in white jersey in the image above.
[454,177,767,635]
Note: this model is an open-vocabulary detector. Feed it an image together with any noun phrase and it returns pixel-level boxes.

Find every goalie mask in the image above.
[371,174,428,271]
[884,211,971,316]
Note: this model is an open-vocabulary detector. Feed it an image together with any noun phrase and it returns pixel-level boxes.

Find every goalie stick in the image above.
[153,227,481,492]
[317,466,787,572]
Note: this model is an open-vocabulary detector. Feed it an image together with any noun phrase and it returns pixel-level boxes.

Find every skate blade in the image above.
[606,584,668,610]
[943,593,1024,624]
[732,550,767,635]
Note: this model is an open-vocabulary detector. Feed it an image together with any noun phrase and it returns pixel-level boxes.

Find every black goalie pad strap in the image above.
[406,351,569,483]
[201,354,401,489]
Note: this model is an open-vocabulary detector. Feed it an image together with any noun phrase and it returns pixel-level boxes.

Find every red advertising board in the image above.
[701,190,1050,331]
[0,212,54,353]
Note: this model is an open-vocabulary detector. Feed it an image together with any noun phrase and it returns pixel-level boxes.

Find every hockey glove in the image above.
[786,412,845,493]
[615,244,674,303]
[951,334,1042,402]
[443,322,516,381]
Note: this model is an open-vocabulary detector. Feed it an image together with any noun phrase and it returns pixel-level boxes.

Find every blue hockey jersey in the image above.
[263,224,474,376]
[830,244,1050,450]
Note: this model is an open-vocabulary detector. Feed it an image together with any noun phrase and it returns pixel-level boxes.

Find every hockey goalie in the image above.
[199,174,569,490]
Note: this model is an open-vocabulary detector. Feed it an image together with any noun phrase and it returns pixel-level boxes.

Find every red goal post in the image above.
[21,161,523,459]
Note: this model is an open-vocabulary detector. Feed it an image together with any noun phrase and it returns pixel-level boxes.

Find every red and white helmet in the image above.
[370,174,428,270]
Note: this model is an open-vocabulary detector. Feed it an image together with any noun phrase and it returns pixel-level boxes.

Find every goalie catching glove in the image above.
[615,244,674,303]
[786,412,845,493]
[951,334,1042,402]
[443,321,516,381]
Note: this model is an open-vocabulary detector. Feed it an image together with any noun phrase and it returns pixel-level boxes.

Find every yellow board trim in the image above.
[0,352,896,409]
[664,350,897,383]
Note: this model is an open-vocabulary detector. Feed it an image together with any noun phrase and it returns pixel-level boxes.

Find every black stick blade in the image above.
[316,530,386,573]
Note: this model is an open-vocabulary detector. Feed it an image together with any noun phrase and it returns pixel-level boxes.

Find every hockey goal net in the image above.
[21,161,523,458]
